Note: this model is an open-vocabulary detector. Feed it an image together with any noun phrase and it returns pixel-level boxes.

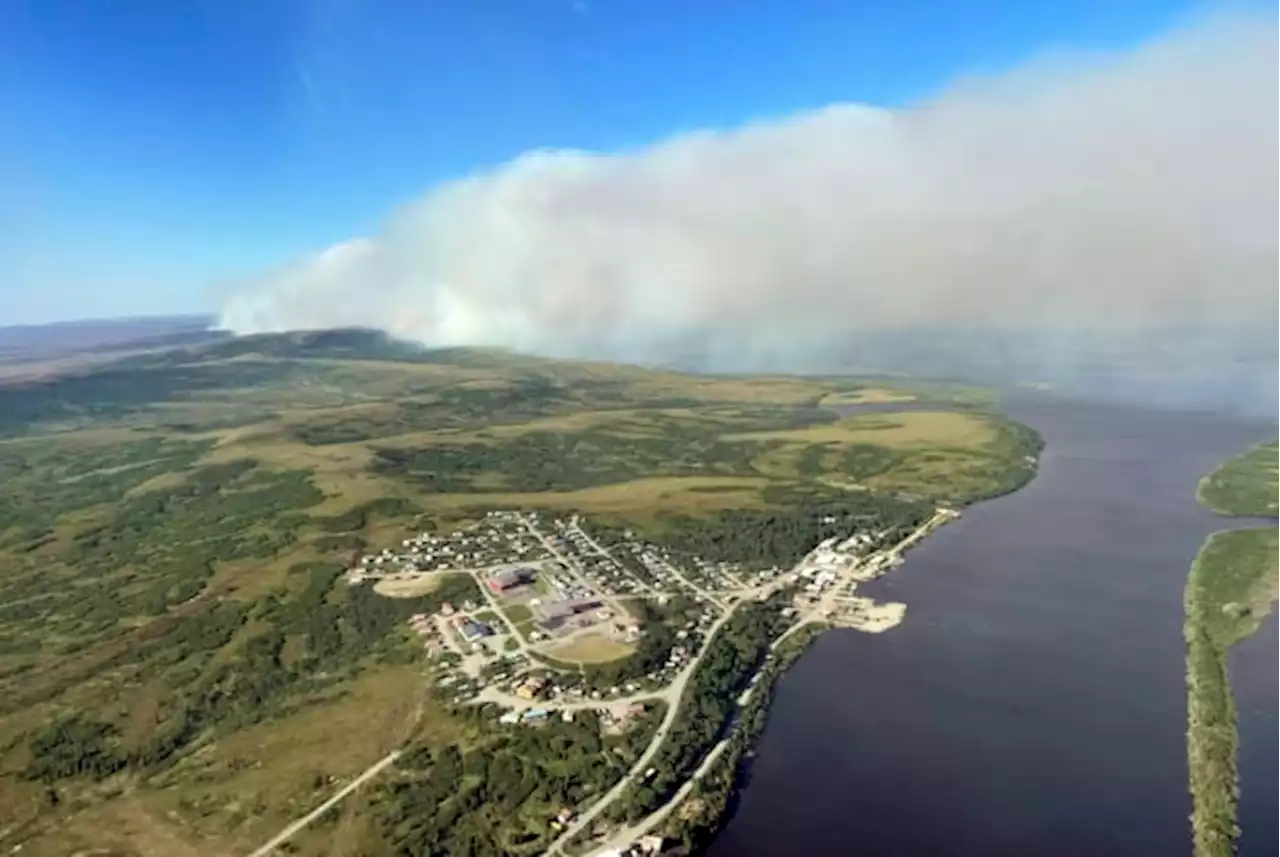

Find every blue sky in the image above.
[0,0,1234,324]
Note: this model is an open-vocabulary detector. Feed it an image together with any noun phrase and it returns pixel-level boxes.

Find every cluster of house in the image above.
[414,600,502,648]
[407,612,443,654]
[616,537,777,597]
[458,618,497,642]
[514,675,547,699]
[849,551,904,582]
[540,513,759,603]
[344,514,546,584]
[498,706,556,726]
[435,671,483,704]
[495,699,650,734]
[545,519,652,597]
[630,546,733,597]
[793,533,881,593]
[488,639,690,701]
[600,701,649,733]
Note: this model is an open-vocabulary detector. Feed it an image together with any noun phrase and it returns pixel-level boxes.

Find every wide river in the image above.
[709,398,1277,857]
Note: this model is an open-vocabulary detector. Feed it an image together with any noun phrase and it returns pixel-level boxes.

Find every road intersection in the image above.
[246,509,955,857]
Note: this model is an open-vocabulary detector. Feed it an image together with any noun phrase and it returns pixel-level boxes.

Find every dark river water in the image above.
[709,398,1277,857]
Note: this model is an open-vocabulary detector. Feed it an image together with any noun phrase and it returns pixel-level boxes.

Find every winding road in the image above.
[541,585,766,855]
[586,739,732,856]
[247,512,953,857]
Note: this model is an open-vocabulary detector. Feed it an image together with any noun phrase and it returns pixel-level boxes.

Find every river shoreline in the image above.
[1183,438,1278,857]
[666,624,829,856]
[1186,528,1278,857]
[587,405,1043,855]
[708,398,1277,857]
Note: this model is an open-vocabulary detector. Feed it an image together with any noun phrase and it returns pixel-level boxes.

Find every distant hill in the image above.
[111,327,648,378]
[0,327,616,437]
[125,327,447,365]
[5,318,1274,416]
[0,314,223,364]
[0,320,1045,857]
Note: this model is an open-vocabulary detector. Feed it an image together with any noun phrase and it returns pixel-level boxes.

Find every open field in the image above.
[1184,440,1280,857]
[373,577,444,598]
[502,603,534,624]
[547,634,637,664]
[622,374,836,405]
[720,410,995,447]
[818,387,918,405]
[719,410,1039,502]
[0,328,1041,856]
[417,476,773,521]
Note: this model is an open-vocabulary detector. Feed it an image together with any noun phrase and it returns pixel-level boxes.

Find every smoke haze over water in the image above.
[218,12,1278,409]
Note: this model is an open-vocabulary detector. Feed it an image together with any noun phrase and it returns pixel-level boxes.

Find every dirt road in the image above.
[246,751,400,857]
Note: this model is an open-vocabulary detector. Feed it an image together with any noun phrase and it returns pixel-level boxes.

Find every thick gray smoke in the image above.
[218,13,1277,395]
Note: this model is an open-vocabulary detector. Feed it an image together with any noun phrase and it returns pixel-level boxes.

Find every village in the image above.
[336,506,958,856]
[345,511,743,713]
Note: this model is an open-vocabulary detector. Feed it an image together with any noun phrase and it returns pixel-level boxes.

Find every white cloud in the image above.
[219,12,1278,373]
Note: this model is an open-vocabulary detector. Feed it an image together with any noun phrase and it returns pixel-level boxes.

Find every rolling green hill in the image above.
[0,330,1040,856]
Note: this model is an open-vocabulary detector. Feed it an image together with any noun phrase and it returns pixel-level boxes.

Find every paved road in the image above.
[265,517,945,857]
[520,516,628,618]
[568,521,659,596]
[580,620,822,856]
[714,566,750,591]
[246,750,401,857]
[544,688,682,855]
[651,555,728,612]
[466,567,536,654]
[586,739,731,856]
[890,509,954,555]
[545,517,953,854]
[541,587,761,856]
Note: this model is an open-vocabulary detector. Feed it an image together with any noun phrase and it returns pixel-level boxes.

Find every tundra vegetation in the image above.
[1184,439,1279,857]
[1196,440,1279,517]
[0,328,1040,856]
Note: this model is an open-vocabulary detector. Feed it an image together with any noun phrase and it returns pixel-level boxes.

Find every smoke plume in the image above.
[218,13,1278,390]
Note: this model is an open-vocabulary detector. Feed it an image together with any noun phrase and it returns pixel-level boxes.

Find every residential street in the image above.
[246,509,955,857]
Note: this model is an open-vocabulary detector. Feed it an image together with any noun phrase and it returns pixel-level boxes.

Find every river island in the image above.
[1184,439,1279,857]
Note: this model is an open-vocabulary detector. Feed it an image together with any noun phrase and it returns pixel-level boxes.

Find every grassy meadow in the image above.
[0,328,1040,856]
[547,634,638,665]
